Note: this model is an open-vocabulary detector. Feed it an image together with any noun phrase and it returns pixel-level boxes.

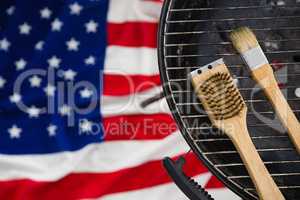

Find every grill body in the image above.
[158,0,300,199]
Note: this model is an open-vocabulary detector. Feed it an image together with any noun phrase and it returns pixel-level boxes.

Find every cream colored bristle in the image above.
[230,27,260,53]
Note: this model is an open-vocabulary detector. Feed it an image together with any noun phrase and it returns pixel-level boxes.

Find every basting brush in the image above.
[230,27,300,154]
[191,59,285,200]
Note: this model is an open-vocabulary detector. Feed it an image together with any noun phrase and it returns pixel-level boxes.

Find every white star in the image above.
[80,88,93,98]
[47,124,57,136]
[8,125,22,139]
[85,55,96,65]
[69,2,83,15]
[79,119,92,133]
[66,38,80,51]
[44,84,56,96]
[47,56,61,68]
[29,75,42,87]
[63,69,77,81]
[6,6,15,15]
[0,76,6,88]
[40,7,52,19]
[27,106,41,118]
[19,22,32,35]
[59,104,71,116]
[35,41,44,50]
[85,20,98,33]
[0,38,11,51]
[10,93,21,104]
[15,58,27,70]
[51,18,63,31]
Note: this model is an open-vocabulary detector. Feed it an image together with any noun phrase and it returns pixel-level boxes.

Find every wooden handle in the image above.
[252,64,300,154]
[229,121,285,200]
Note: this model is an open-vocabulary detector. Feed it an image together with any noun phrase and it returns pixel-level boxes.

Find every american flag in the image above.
[0,0,239,199]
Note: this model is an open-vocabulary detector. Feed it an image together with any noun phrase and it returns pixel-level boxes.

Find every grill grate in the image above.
[158,0,300,199]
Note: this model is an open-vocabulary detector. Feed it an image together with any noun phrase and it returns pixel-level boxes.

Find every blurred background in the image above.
[0,0,239,199]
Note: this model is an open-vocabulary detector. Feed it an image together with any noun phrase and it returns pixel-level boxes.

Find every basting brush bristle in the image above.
[230,27,260,53]
[200,72,245,120]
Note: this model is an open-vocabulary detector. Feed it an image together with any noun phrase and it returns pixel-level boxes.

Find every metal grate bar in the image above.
[246,186,300,190]
[229,173,300,179]
[170,86,300,92]
[170,6,300,12]
[182,110,300,118]
[175,98,300,106]
[165,50,300,58]
[165,62,300,70]
[202,148,294,155]
[165,27,300,36]
[195,135,288,142]
[168,73,300,81]
[189,124,293,130]
[166,15,300,23]
[165,39,300,47]
[215,160,300,167]
[171,87,298,92]
[188,125,280,131]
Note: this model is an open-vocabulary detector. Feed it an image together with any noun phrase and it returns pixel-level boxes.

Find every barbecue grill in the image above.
[158,0,300,199]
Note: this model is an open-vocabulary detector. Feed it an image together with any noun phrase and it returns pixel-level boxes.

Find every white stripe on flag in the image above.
[0,131,187,181]
[206,189,241,200]
[98,173,212,200]
[104,46,159,75]
[108,0,162,23]
[97,174,240,200]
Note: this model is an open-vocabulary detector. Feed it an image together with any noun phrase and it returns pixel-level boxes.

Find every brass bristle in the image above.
[200,73,245,120]
[230,27,260,53]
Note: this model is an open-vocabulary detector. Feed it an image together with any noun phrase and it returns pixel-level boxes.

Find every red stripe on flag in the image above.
[103,114,177,140]
[205,175,224,189]
[0,153,208,200]
[103,74,161,96]
[108,22,158,48]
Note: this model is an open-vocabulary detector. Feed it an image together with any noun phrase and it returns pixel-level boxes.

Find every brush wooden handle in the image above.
[227,119,285,200]
[191,61,284,199]
[251,64,300,154]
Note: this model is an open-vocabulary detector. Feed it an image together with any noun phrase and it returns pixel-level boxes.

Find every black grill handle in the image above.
[163,156,214,200]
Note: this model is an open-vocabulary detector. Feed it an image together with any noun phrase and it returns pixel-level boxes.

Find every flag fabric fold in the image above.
[0,0,239,199]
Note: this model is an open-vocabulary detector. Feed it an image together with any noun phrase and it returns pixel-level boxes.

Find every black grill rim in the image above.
[158,0,254,199]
